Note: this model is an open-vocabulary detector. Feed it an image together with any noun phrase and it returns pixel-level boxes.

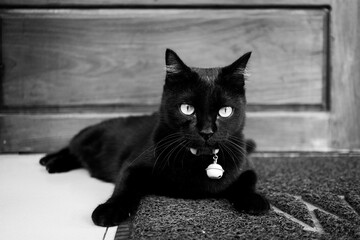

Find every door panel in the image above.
[2,9,325,108]
[1,0,359,152]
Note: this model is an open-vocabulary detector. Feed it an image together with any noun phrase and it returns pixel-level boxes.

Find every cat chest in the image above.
[150,169,239,197]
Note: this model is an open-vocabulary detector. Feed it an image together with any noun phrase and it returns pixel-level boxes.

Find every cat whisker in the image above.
[155,133,183,148]
[219,143,240,170]
[127,133,184,168]
[153,133,187,154]
[227,135,250,152]
[155,137,181,153]
[160,141,182,169]
[227,136,247,152]
[161,139,187,171]
[220,136,249,170]
[153,137,185,173]
[224,139,247,164]
[180,141,191,169]
[128,133,183,169]
[172,140,189,168]
[127,145,155,167]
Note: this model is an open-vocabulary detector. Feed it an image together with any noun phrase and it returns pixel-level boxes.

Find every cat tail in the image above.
[245,139,257,155]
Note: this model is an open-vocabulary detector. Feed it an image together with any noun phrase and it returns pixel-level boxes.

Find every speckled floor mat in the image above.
[115,155,360,239]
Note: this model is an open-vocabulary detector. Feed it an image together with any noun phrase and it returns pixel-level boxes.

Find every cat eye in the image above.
[180,104,195,115]
[218,107,233,118]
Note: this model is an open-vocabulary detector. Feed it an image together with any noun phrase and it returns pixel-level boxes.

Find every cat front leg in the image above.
[224,170,270,215]
[91,166,147,227]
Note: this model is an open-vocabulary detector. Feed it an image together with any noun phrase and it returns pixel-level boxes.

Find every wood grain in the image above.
[0,0,334,6]
[3,1,358,152]
[245,112,330,151]
[329,0,360,149]
[1,9,326,108]
[0,112,330,152]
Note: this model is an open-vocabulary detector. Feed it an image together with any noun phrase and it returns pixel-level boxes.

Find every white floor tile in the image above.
[0,154,117,240]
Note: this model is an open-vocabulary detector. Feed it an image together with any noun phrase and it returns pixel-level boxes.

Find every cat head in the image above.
[157,49,251,156]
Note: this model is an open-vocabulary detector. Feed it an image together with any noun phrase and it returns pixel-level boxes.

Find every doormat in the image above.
[115,155,360,239]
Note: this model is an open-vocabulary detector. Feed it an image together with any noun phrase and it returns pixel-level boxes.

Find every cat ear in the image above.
[219,52,251,93]
[222,52,251,77]
[165,49,189,75]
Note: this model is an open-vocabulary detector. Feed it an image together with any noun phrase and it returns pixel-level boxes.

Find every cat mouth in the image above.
[189,148,219,156]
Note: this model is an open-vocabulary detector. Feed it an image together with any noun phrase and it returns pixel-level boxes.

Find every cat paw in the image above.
[92,202,129,227]
[40,155,63,173]
[233,192,270,215]
[39,148,80,173]
[39,154,54,166]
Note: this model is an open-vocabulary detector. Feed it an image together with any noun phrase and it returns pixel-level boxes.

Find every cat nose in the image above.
[199,128,214,141]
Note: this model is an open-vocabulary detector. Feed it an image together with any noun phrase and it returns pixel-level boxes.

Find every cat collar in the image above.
[206,150,224,179]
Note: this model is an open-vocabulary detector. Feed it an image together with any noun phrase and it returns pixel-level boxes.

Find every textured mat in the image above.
[116,155,360,239]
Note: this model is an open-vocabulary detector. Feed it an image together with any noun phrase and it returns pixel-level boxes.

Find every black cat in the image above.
[40,49,270,227]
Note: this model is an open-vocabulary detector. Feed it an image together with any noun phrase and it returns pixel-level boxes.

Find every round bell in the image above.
[206,163,224,179]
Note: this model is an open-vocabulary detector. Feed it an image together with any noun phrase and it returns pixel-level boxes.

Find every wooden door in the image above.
[1,0,359,152]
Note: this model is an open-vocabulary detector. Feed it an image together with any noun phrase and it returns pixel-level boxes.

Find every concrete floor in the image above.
[0,154,117,240]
